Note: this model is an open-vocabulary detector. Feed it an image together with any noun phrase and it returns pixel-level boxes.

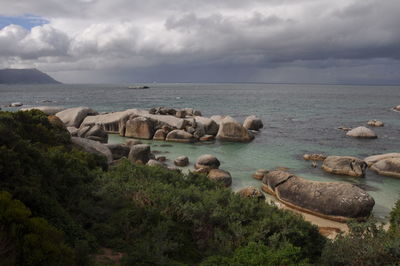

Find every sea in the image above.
[1,83,400,220]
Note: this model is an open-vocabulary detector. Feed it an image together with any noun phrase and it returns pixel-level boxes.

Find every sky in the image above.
[0,0,400,84]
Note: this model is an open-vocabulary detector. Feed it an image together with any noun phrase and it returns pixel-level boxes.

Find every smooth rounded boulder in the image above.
[174,156,189,167]
[56,107,97,128]
[166,130,196,143]
[125,117,155,139]
[207,169,232,187]
[216,116,254,142]
[243,115,263,131]
[262,170,375,221]
[370,158,400,178]
[322,156,367,177]
[237,186,265,201]
[195,154,220,170]
[346,126,377,139]
[153,128,168,141]
[85,124,108,143]
[128,144,151,164]
[195,116,219,135]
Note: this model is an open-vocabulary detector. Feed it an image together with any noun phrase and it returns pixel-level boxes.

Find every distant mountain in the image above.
[0,68,61,84]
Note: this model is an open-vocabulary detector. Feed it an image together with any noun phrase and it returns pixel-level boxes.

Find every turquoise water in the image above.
[2,83,400,219]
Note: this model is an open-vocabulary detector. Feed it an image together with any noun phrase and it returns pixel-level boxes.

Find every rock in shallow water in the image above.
[370,158,400,178]
[207,169,232,187]
[243,115,263,131]
[128,144,151,164]
[216,116,254,142]
[195,154,220,170]
[166,130,196,143]
[346,126,377,139]
[174,156,189,167]
[262,170,375,221]
[322,156,367,177]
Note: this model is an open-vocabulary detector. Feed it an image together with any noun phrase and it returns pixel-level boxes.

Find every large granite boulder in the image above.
[195,154,220,170]
[322,156,367,177]
[346,126,377,139]
[243,115,263,131]
[262,170,375,221]
[364,153,400,166]
[210,115,226,125]
[85,124,108,143]
[207,169,232,187]
[142,113,187,130]
[216,116,254,142]
[128,144,151,164]
[125,117,155,139]
[105,144,130,160]
[370,158,400,178]
[22,106,65,115]
[71,137,112,164]
[174,156,189,167]
[81,109,143,134]
[194,116,219,135]
[56,107,98,128]
[166,130,196,143]
[237,186,265,201]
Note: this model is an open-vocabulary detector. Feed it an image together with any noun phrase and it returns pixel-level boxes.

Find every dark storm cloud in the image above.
[0,0,399,83]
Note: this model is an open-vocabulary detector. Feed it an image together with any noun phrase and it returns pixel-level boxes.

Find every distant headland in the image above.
[0,68,61,84]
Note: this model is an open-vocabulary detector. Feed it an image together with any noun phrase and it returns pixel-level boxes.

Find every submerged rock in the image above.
[370,158,400,178]
[56,107,97,128]
[322,156,367,177]
[195,154,220,170]
[207,169,232,187]
[243,115,263,131]
[262,170,375,221]
[216,116,254,142]
[303,154,327,161]
[346,126,377,139]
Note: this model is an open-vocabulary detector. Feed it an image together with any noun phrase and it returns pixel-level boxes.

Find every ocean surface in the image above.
[1,83,400,220]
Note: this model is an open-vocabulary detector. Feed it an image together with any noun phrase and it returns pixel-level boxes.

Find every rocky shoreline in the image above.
[29,105,400,234]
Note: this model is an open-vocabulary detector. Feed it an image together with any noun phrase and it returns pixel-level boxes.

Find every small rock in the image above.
[156,156,166,162]
[125,139,143,147]
[199,134,215,141]
[10,102,23,107]
[195,154,220,170]
[346,126,377,139]
[252,169,269,180]
[303,154,327,161]
[243,115,263,131]
[146,159,166,168]
[237,186,265,200]
[367,120,384,127]
[174,156,189,167]
[166,130,196,143]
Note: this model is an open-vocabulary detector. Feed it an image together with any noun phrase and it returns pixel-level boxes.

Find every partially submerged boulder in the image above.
[56,107,97,128]
[194,116,219,135]
[195,154,220,170]
[370,158,400,178]
[303,154,327,161]
[207,169,232,187]
[243,115,263,131]
[216,116,254,142]
[262,170,375,221]
[71,137,112,164]
[393,105,400,112]
[237,186,265,201]
[367,120,384,127]
[322,156,367,177]
[174,156,189,167]
[128,144,151,164]
[153,129,168,141]
[166,130,196,143]
[346,126,377,139]
[365,153,400,166]
[252,169,269,180]
[125,117,155,139]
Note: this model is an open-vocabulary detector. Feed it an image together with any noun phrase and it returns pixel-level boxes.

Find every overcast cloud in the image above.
[0,0,399,84]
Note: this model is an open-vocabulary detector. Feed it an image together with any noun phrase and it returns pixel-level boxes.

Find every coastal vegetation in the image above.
[1,110,399,265]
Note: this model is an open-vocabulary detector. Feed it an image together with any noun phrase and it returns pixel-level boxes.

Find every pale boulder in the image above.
[322,156,367,177]
[243,115,263,131]
[56,107,98,128]
[125,117,155,139]
[71,137,112,164]
[166,130,196,143]
[346,126,377,139]
[216,116,254,142]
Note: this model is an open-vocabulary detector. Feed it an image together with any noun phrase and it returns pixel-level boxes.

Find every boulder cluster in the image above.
[53,106,263,144]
